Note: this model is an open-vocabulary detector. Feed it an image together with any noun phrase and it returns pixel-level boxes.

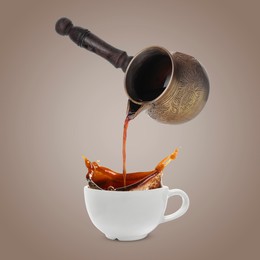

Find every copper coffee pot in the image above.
[55,18,209,124]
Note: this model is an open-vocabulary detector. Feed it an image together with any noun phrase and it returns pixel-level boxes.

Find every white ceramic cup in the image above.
[84,185,189,241]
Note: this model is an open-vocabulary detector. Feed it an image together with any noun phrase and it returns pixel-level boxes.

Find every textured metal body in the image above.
[125,47,209,124]
[147,52,209,124]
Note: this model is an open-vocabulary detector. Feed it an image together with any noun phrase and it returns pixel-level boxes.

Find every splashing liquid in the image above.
[83,148,178,191]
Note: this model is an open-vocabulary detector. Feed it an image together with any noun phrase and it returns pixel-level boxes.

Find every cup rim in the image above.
[84,185,169,193]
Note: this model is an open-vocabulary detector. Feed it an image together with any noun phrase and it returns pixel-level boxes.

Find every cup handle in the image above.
[161,189,190,223]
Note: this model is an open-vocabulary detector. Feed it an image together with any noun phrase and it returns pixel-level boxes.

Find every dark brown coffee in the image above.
[122,116,130,187]
[83,148,178,191]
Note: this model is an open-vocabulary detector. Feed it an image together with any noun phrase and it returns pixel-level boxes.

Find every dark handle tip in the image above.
[55,17,132,71]
[55,17,73,36]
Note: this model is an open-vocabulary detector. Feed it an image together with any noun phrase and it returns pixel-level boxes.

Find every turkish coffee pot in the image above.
[55,18,209,124]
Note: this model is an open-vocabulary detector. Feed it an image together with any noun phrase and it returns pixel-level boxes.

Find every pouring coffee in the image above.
[55,19,194,240]
[55,17,209,124]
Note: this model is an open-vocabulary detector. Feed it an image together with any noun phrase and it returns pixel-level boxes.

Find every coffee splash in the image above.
[83,148,178,191]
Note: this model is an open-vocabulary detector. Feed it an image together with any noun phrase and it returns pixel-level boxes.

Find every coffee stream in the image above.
[83,113,178,190]
[122,116,130,187]
[83,108,178,191]
[83,116,179,191]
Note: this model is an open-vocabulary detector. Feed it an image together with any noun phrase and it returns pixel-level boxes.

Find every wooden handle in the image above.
[55,17,132,72]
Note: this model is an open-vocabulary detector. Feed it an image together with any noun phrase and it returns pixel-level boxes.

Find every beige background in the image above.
[1,0,259,259]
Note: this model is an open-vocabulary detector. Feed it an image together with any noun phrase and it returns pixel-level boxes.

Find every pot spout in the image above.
[126,100,147,120]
